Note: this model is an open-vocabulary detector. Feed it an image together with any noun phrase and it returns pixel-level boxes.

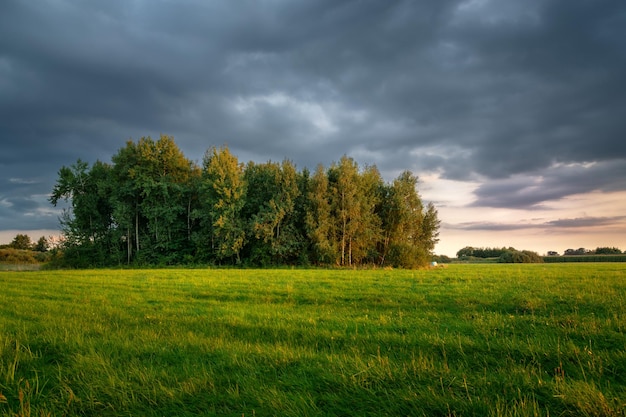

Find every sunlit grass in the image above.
[1,264,625,416]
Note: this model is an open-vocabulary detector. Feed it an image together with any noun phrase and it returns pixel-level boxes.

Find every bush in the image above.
[0,249,39,264]
[387,243,430,269]
[432,254,452,264]
[498,250,544,263]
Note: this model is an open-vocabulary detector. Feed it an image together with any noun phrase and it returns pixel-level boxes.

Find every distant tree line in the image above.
[49,135,440,268]
[543,246,626,263]
[456,246,513,259]
[458,246,624,261]
[0,234,52,265]
[559,247,624,255]
[0,234,49,252]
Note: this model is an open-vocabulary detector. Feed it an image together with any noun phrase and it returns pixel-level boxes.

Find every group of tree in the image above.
[458,246,624,261]
[0,234,49,252]
[497,249,543,263]
[0,234,52,265]
[559,247,624,256]
[456,246,543,263]
[456,246,512,259]
[49,135,440,268]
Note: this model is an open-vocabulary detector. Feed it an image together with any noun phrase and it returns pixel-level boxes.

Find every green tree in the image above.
[50,159,117,266]
[595,247,622,255]
[243,160,301,265]
[111,140,143,262]
[305,164,336,265]
[328,156,361,266]
[421,202,441,254]
[34,236,49,252]
[111,135,195,264]
[352,164,383,265]
[293,167,312,265]
[498,250,543,263]
[135,135,195,263]
[10,234,32,250]
[456,246,475,258]
[379,171,439,268]
[194,145,247,264]
[50,160,114,244]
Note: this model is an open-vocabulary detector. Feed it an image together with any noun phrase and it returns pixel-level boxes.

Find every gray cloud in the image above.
[447,215,626,232]
[1,0,625,233]
[471,160,626,209]
[546,216,626,229]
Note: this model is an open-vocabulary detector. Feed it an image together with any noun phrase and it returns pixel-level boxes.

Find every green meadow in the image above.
[1,264,625,416]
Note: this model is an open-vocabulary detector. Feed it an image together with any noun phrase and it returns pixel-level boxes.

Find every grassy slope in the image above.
[0,265,625,416]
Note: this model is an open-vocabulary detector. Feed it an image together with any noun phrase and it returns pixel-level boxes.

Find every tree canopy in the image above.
[50,135,440,268]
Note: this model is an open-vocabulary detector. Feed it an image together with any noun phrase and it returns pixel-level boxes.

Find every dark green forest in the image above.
[50,135,440,268]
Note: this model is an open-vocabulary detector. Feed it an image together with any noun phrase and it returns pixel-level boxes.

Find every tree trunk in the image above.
[135,210,140,253]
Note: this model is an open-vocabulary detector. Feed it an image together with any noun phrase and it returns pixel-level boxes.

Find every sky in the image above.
[1,0,625,257]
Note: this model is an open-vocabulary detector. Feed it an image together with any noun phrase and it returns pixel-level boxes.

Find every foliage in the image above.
[498,249,544,263]
[0,249,39,264]
[456,246,512,259]
[194,145,246,264]
[243,159,303,266]
[50,137,439,268]
[0,265,625,416]
[595,246,623,254]
[33,236,49,252]
[564,248,592,256]
[544,254,626,263]
[9,234,32,250]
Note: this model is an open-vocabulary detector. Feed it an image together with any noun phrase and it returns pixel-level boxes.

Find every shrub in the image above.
[0,249,39,264]
[498,250,544,263]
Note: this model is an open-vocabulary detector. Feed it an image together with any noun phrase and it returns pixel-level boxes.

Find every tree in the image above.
[10,234,32,250]
[34,236,49,252]
[379,171,438,268]
[456,246,475,258]
[50,160,114,245]
[135,135,196,263]
[111,140,143,262]
[352,164,384,265]
[50,159,117,266]
[111,135,196,264]
[305,164,336,265]
[498,250,543,263]
[456,246,509,259]
[194,145,247,264]
[564,248,590,256]
[243,159,302,265]
[595,247,622,255]
[328,156,361,266]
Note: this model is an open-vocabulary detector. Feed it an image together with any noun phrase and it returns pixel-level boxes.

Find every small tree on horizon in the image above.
[10,234,32,250]
[595,246,622,255]
[34,236,49,252]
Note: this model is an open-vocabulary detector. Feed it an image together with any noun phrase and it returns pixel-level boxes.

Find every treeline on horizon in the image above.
[457,246,625,259]
[49,135,440,268]
[454,246,626,264]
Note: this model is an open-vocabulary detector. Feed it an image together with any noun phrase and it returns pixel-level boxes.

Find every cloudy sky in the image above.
[1,0,625,256]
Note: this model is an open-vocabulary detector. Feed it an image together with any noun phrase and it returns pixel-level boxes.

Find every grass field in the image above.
[1,264,625,416]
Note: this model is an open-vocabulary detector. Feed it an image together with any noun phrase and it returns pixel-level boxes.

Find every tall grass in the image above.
[0,264,625,416]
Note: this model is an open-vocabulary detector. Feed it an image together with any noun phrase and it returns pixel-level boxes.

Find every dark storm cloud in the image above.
[1,0,626,233]
[0,177,63,230]
[471,160,626,209]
